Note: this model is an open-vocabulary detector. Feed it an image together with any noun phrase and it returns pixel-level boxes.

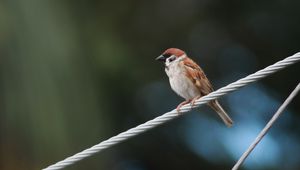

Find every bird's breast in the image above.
[165,64,200,100]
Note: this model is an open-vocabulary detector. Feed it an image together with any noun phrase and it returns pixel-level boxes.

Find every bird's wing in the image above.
[181,58,213,96]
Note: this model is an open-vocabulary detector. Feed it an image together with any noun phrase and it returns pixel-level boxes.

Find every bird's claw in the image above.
[190,96,201,108]
[176,100,191,114]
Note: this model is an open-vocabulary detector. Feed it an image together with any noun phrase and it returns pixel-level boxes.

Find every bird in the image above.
[156,48,233,127]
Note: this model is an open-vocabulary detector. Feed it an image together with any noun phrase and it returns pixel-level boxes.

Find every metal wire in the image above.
[43,52,300,170]
[232,82,300,170]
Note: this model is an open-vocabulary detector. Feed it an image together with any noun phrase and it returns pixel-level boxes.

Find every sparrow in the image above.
[156,48,233,127]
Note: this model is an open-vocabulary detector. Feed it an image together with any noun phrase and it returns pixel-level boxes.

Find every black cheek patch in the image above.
[169,56,176,62]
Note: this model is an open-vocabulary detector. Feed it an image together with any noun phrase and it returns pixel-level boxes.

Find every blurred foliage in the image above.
[0,0,300,170]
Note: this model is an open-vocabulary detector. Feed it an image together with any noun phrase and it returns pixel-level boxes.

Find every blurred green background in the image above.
[1,0,300,170]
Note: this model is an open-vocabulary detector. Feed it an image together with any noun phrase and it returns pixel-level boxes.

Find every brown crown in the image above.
[162,48,186,57]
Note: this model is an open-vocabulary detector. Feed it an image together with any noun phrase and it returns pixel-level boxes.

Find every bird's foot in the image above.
[176,100,191,114]
[190,96,201,108]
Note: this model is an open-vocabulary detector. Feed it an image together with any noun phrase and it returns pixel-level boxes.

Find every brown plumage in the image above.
[156,48,233,127]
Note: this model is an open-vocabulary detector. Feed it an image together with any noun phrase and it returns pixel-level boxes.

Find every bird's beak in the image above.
[156,55,167,62]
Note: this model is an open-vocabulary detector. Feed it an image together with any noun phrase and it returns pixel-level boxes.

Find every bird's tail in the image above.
[209,100,233,127]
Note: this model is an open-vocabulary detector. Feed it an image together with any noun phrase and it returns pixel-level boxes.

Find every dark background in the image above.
[0,0,300,170]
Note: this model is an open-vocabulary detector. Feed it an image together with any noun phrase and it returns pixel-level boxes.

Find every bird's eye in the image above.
[169,56,176,62]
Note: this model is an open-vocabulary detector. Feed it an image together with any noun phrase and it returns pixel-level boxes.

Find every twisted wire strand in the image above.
[44,52,300,170]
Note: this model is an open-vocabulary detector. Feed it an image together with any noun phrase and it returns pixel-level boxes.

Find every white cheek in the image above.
[165,60,170,67]
[165,58,173,67]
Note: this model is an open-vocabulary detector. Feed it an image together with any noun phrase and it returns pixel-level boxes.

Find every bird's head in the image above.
[156,48,186,66]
